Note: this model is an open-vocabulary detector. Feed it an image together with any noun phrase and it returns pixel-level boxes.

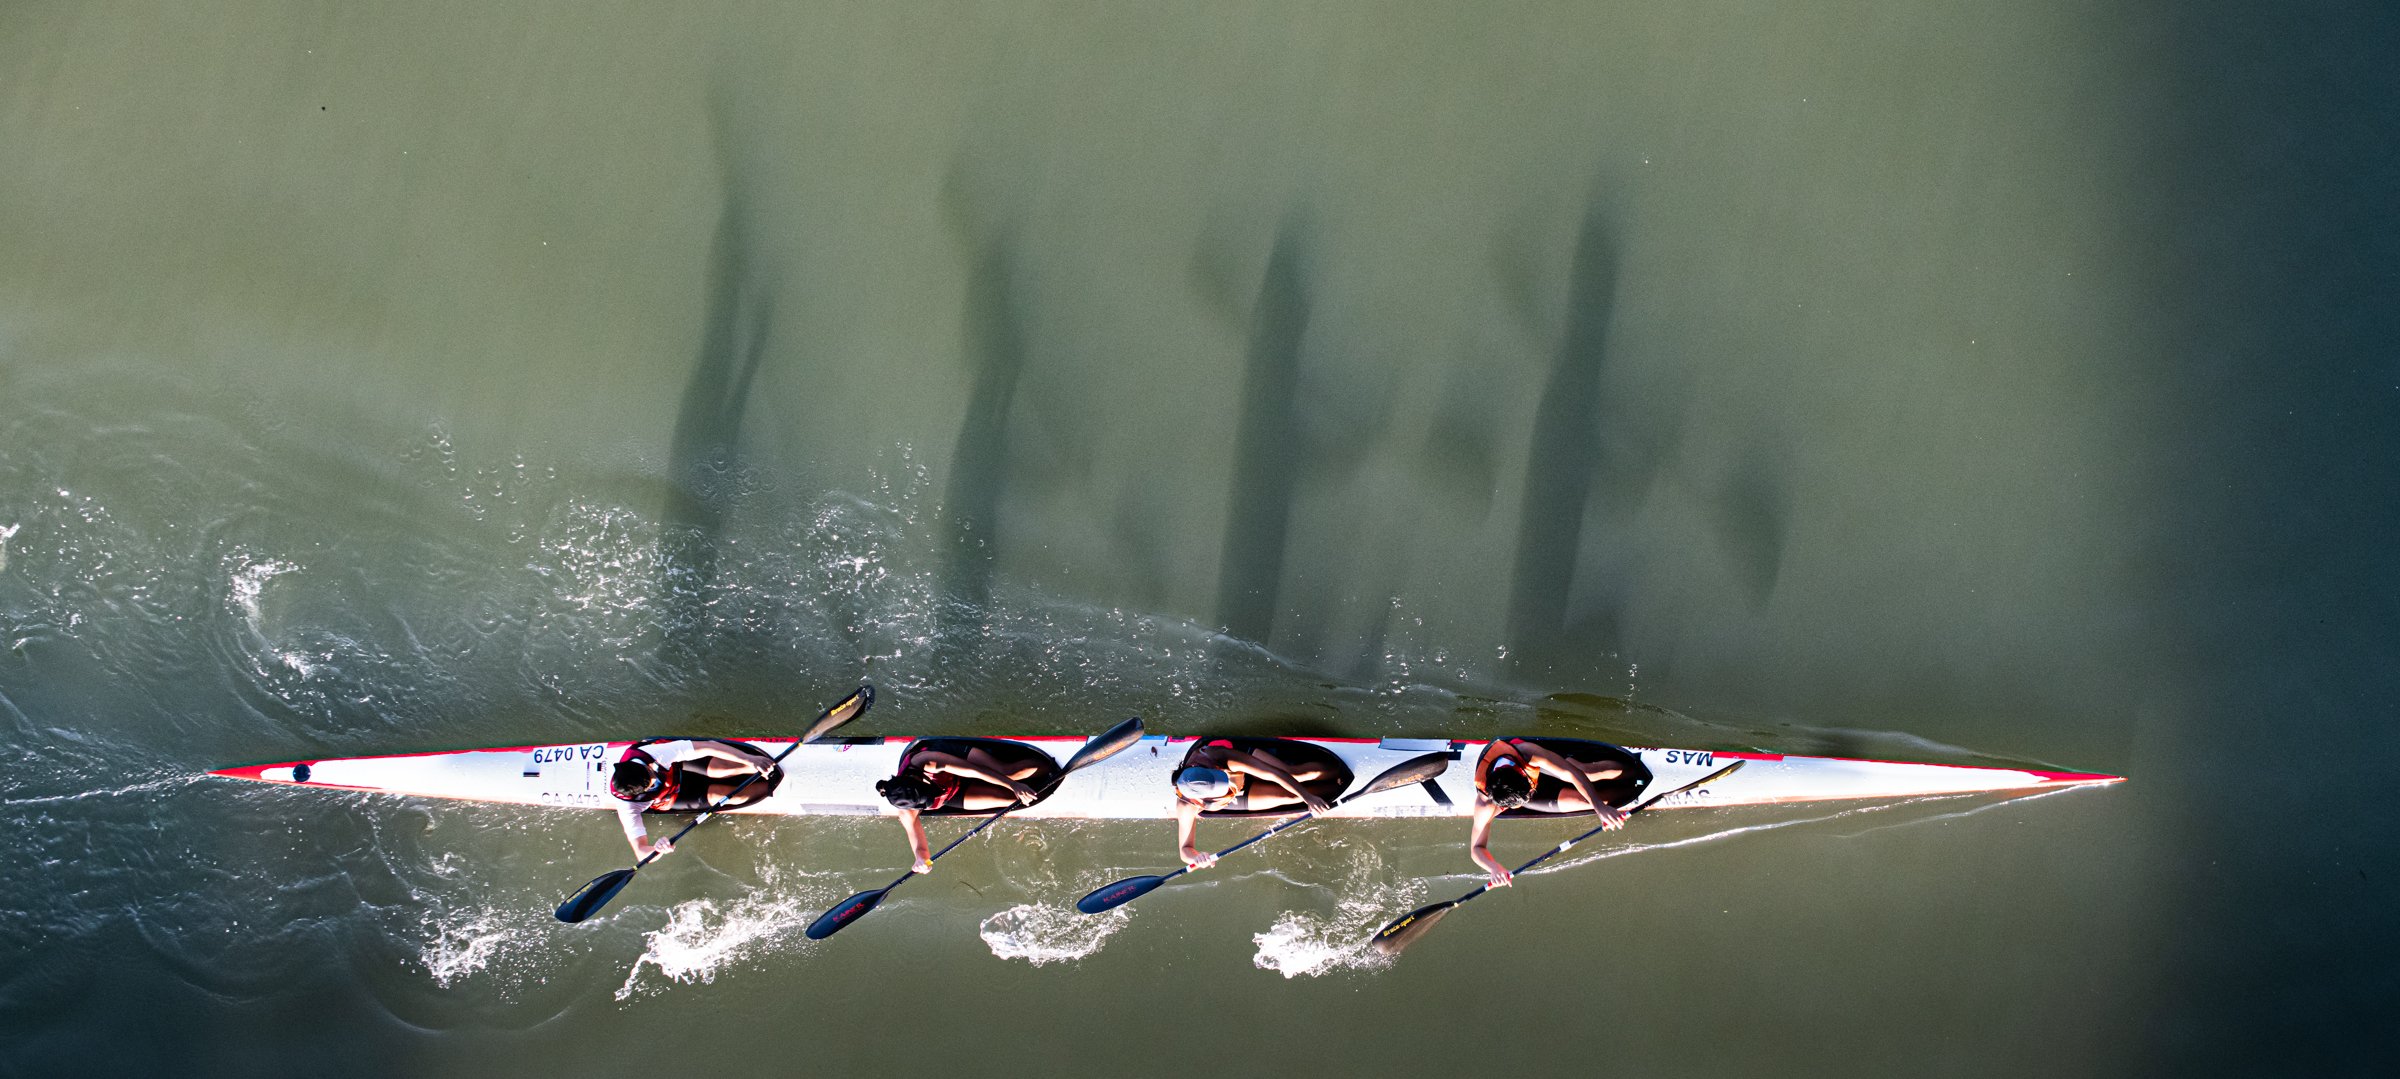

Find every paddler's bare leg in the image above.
[963,747,1044,782]
[680,776,776,810]
[1247,748,1329,784]
[1242,790,1307,812]
[696,756,769,779]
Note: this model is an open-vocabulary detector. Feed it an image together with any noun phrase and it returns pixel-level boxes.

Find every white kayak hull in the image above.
[211,735,2121,818]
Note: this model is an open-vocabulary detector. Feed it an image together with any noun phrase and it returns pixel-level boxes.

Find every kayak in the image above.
[209,735,2122,817]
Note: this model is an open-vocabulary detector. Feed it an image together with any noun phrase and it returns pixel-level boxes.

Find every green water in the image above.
[2,3,2391,1074]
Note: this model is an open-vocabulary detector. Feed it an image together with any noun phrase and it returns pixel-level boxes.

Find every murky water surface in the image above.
[2,3,2391,1075]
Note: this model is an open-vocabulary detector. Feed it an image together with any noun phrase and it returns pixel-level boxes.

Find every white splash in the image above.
[0,522,18,572]
[226,555,298,631]
[1249,880,1410,979]
[615,876,821,1001]
[421,906,520,988]
[979,902,1131,966]
[1248,837,1414,979]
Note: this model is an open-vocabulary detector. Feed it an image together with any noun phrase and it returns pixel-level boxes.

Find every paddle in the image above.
[804,715,1147,940]
[1369,758,1746,956]
[1075,751,1453,915]
[553,683,875,924]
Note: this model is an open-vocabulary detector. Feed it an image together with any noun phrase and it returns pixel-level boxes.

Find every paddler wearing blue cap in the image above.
[1172,739,1335,870]
[1468,737,1629,887]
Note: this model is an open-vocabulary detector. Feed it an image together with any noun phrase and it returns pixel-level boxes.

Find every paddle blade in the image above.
[800,683,875,744]
[1062,715,1146,772]
[1356,752,1453,798]
[1629,759,1747,814]
[1076,874,1170,915]
[805,887,888,940]
[1369,899,1457,956]
[555,868,637,924]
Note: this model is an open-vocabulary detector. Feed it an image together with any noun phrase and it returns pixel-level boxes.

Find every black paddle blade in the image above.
[1630,759,1747,814]
[1369,899,1457,956]
[555,868,637,924]
[1076,874,1170,915]
[1357,752,1453,797]
[801,684,875,744]
[805,887,889,940]
[1062,715,1146,772]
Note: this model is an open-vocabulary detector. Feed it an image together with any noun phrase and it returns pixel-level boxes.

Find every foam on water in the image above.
[226,554,297,630]
[420,902,531,989]
[1249,879,1411,979]
[0,522,18,572]
[224,552,319,677]
[979,902,1131,966]
[1248,837,1413,979]
[615,868,831,1001]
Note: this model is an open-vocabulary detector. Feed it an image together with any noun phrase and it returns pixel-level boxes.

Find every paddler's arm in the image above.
[1468,797,1510,887]
[921,751,1039,805]
[1524,744,1626,830]
[1225,752,1333,815]
[1175,798,1217,869]
[619,802,673,859]
[898,807,932,874]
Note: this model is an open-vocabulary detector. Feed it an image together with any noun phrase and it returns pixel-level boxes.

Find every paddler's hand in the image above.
[1591,804,1628,830]
[1487,866,1514,888]
[912,858,933,875]
[1182,849,1217,870]
[1013,785,1039,806]
[1302,792,1333,816]
[642,837,674,858]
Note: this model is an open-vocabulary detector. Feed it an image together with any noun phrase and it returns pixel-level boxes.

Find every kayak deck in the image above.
[210,736,2122,818]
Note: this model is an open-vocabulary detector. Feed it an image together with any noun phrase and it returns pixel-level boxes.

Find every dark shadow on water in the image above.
[1214,227,1312,647]
[2134,4,2400,1069]
[1712,442,1789,610]
[1505,213,1618,677]
[935,230,1030,659]
[660,97,776,681]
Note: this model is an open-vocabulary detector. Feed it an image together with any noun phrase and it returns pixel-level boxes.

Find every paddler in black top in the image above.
[610,738,782,859]
[1173,739,1335,870]
[875,745,1044,874]
[1468,737,1629,887]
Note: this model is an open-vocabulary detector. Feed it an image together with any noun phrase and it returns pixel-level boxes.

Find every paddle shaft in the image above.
[632,690,877,863]
[1439,761,1744,909]
[1077,753,1455,914]
[634,750,786,866]
[913,717,1144,865]
[813,718,1148,937]
[905,758,1077,874]
[1118,800,1301,893]
[1158,786,1369,886]
[557,685,872,923]
[1198,751,1454,863]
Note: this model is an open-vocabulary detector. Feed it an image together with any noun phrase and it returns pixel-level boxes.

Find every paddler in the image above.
[1468,737,1629,887]
[1173,739,1335,870]
[610,738,783,859]
[876,743,1046,874]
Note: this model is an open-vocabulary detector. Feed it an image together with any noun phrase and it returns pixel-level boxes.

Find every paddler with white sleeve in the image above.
[1174,738,1336,870]
[609,738,784,859]
[1468,737,1629,887]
